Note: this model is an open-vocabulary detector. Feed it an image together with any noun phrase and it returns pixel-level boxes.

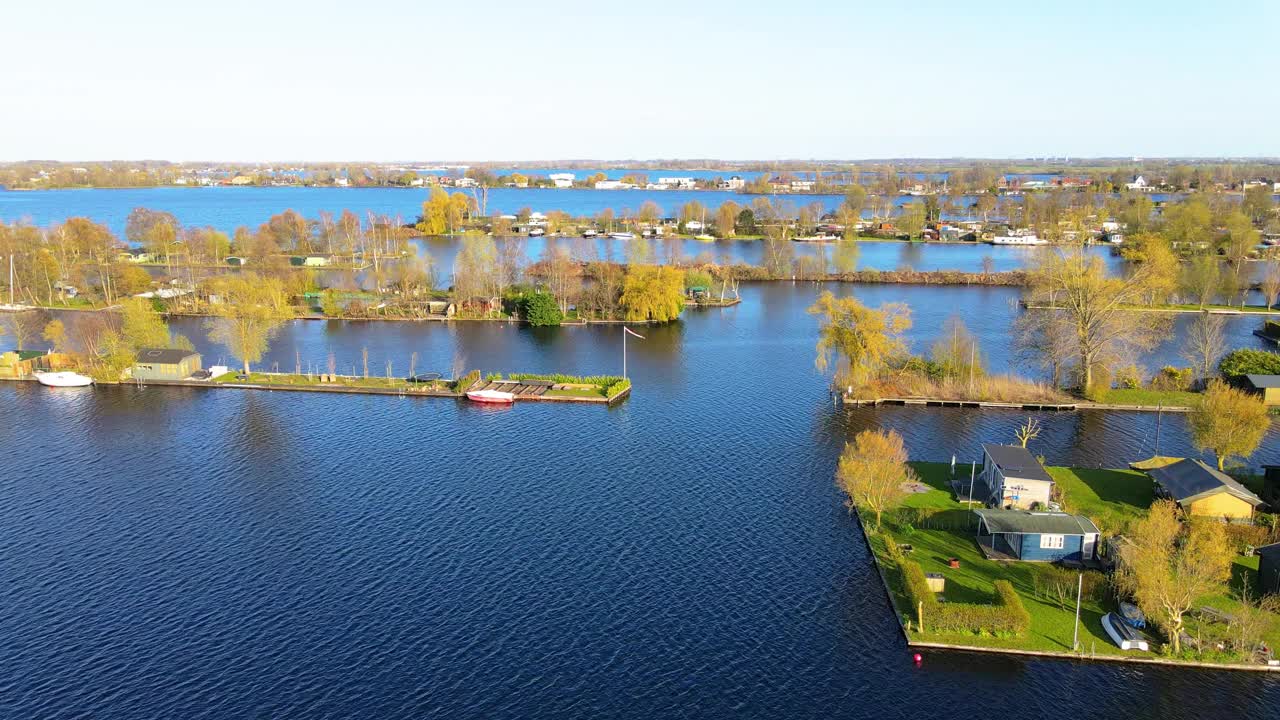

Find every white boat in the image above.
[694,234,716,242]
[35,371,94,388]
[607,232,635,240]
[581,230,599,238]
[465,389,515,404]
[528,228,546,237]
[1102,612,1149,651]
[990,235,1048,246]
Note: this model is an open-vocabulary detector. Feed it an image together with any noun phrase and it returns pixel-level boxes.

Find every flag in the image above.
[624,327,646,340]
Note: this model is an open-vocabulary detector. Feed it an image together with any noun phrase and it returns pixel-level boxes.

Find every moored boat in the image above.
[34,371,94,388]
[465,389,515,404]
[607,232,635,240]
[1102,612,1149,651]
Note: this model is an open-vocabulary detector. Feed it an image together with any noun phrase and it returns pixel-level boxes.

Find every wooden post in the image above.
[917,601,924,633]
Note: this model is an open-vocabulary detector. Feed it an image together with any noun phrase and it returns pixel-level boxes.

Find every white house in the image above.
[549,173,575,188]
[1125,176,1153,192]
[684,220,705,231]
[980,444,1055,510]
[657,177,696,190]
[595,180,636,190]
[718,176,745,190]
[790,180,816,192]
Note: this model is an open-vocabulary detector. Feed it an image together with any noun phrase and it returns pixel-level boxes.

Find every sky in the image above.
[3,0,1277,161]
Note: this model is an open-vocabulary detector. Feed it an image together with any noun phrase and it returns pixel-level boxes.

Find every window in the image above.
[1039,534,1065,549]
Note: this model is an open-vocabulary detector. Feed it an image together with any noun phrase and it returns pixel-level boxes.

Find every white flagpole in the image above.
[623,326,627,379]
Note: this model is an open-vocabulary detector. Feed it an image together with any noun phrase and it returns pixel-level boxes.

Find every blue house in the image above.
[974,509,1100,563]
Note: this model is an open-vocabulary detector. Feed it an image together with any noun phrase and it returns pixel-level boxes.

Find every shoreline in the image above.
[841,395,1193,413]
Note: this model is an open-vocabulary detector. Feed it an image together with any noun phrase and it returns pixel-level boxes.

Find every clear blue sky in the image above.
[5,0,1277,161]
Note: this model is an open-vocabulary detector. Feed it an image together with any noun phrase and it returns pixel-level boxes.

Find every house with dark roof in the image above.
[974,509,1100,563]
[1145,458,1264,520]
[1257,543,1280,596]
[1244,375,1280,406]
[979,444,1055,510]
[131,348,202,381]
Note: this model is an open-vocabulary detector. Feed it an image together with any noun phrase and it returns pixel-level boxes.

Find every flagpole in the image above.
[622,326,627,379]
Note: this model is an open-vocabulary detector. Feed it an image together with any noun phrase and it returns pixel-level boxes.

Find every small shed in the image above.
[1245,375,1280,406]
[1146,458,1263,520]
[1258,543,1280,596]
[974,509,1100,563]
[980,443,1055,510]
[225,256,249,266]
[132,348,202,381]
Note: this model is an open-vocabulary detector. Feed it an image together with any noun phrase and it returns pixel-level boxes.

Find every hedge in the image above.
[900,560,1029,636]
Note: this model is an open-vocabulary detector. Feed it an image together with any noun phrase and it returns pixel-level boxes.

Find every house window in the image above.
[1040,534,1065,549]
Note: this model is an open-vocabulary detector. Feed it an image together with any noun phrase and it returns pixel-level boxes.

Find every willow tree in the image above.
[452,233,499,301]
[1117,500,1233,654]
[807,291,911,389]
[206,274,294,374]
[1188,381,1269,471]
[836,429,914,529]
[619,266,684,322]
[1026,250,1168,394]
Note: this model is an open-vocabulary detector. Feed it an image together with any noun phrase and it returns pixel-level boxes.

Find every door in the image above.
[1081,534,1096,561]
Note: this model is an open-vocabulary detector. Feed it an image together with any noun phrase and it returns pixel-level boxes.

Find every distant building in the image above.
[656,177,696,190]
[549,173,575,188]
[790,180,816,192]
[1125,175,1153,192]
[718,176,745,190]
[454,177,479,188]
[1146,458,1263,520]
[979,444,1055,510]
[1256,542,1280,595]
[333,177,350,187]
[595,180,635,190]
[131,348,202,381]
[229,175,255,186]
[975,509,1100,563]
[1245,375,1280,406]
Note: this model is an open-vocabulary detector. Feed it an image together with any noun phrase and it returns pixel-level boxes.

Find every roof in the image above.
[1146,458,1263,507]
[982,444,1054,483]
[136,348,200,365]
[1256,542,1280,560]
[1246,374,1280,389]
[975,509,1100,536]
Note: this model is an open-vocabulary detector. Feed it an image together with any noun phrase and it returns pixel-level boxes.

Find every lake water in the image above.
[3,281,1279,718]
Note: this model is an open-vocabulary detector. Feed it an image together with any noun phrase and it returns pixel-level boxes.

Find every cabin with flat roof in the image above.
[1244,375,1280,406]
[974,509,1100,563]
[1146,458,1263,520]
[131,348,202,381]
[979,444,1055,510]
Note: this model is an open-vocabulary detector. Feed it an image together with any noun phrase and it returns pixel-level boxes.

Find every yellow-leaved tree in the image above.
[619,266,685,322]
[206,274,295,374]
[1117,500,1233,654]
[836,429,915,529]
[1187,380,1270,471]
[807,291,911,390]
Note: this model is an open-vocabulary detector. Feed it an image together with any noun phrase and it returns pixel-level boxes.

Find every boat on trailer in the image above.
[34,371,94,388]
[465,389,515,404]
[1102,612,1149,651]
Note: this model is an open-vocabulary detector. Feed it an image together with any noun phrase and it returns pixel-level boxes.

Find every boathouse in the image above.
[1145,458,1263,520]
[974,509,1100,563]
[131,348,203,381]
[979,444,1055,510]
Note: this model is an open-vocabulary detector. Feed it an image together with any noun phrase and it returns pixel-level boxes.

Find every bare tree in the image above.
[1014,417,1042,449]
[1261,257,1280,309]
[1181,313,1227,386]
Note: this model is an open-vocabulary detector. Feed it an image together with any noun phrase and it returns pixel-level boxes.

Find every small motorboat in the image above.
[1102,612,1149,651]
[607,232,635,240]
[694,234,716,242]
[465,389,515,404]
[1118,601,1146,629]
[34,371,94,388]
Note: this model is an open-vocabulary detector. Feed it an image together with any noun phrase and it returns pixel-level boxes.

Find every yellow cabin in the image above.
[1245,375,1280,406]
[1147,458,1263,520]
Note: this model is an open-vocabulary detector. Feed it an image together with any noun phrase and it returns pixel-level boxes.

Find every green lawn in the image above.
[212,371,451,392]
[1103,388,1201,407]
[866,462,1279,662]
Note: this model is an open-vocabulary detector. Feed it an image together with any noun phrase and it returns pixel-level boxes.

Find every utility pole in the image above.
[1153,405,1163,458]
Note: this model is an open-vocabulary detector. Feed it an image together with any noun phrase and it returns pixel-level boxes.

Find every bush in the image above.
[517,291,563,327]
[1219,348,1280,380]
[602,377,631,398]
[1150,366,1194,392]
[1114,365,1143,390]
[452,369,480,392]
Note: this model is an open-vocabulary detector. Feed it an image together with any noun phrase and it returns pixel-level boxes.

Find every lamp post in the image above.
[622,326,645,379]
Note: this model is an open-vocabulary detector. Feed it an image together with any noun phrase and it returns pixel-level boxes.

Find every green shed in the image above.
[132,348,203,381]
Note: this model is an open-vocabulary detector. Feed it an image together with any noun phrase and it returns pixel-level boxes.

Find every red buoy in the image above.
[912,653,923,665]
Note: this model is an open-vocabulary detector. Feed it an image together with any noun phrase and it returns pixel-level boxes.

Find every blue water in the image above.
[3,282,1279,719]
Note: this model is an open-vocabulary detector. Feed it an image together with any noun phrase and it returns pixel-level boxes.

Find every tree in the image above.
[1187,380,1269,471]
[1259,257,1280,309]
[453,234,499,301]
[417,188,452,235]
[519,291,562,327]
[898,201,926,238]
[1012,305,1076,389]
[1181,313,1226,385]
[1027,250,1169,394]
[1014,417,1041,449]
[832,237,860,275]
[112,264,153,296]
[836,429,914,529]
[929,314,984,381]
[714,201,740,238]
[618,266,685,322]
[1180,255,1221,309]
[206,274,294,374]
[42,318,67,352]
[540,243,579,313]
[1117,500,1233,654]
[808,292,911,388]
[1,311,42,351]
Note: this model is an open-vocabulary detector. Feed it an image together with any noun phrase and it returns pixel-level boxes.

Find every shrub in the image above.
[1150,366,1194,392]
[1114,364,1143,390]
[1219,348,1280,380]
[602,377,631,398]
[518,291,563,327]
[452,369,480,392]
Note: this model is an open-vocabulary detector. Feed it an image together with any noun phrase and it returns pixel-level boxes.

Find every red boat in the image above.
[465,389,515,404]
